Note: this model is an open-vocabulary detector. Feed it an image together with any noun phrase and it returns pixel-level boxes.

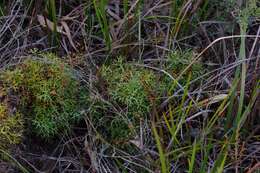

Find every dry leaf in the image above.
[60,21,77,51]
[207,94,228,105]
[37,15,64,34]
[37,15,77,51]
[129,138,143,149]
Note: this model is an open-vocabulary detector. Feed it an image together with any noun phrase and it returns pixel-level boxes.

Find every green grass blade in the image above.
[152,122,168,173]
[0,149,29,173]
[188,139,197,173]
[0,0,5,16]
[123,0,129,17]
[235,17,247,126]
[235,82,259,136]
[93,0,111,50]
[46,0,58,48]
[199,139,212,173]
[210,141,228,173]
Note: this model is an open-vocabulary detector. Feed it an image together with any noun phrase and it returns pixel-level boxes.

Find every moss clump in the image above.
[90,58,158,143]
[0,103,24,149]
[100,59,157,117]
[1,53,83,138]
[90,53,204,143]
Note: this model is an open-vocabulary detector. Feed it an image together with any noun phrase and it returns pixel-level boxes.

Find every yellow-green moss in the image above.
[1,53,85,138]
[0,103,23,149]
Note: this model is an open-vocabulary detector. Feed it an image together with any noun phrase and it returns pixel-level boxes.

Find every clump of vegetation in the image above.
[90,54,202,143]
[100,58,158,116]
[161,50,205,93]
[0,103,24,149]
[1,53,83,138]
[90,58,158,143]
[166,50,204,80]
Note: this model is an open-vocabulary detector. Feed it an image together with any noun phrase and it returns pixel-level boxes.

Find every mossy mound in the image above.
[90,58,159,143]
[100,59,157,117]
[1,53,84,138]
[90,53,205,144]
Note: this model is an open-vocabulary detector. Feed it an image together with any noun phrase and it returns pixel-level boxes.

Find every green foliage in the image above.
[1,53,83,138]
[100,58,157,118]
[93,0,111,50]
[161,50,205,94]
[90,58,158,143]
[0,103,24,149]
[166,50,204,79]
[90,54,203,143]
[152,122,168,173]
[46,0,58,47]
[0,1,5,16]
[89,97,133,143]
